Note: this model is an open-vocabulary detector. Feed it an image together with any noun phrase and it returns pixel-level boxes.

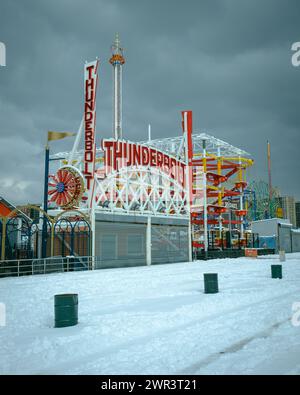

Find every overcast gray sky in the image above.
[0,0,299,205]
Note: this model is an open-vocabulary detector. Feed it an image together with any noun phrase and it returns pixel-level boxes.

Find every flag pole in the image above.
[41,141,50,258]
[68,118,83,165]
[267,140,272,218]
[41,131,77,257]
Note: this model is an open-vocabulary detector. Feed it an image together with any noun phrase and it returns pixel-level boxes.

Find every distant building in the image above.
[0,196,19,217]
[296,201,300,228]
[0,196,33,221]
[251,218,294,252]
[277,196,296,227]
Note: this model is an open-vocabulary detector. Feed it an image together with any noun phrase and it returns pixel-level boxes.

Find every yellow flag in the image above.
[47,131,76,142]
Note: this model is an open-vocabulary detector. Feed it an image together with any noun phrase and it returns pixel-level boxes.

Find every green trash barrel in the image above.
[54,294,78,328]
[204,273,219,294]
[271,265,282,279]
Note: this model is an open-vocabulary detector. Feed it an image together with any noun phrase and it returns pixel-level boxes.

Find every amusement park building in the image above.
[44,36,255,267]
[48,128,253,267]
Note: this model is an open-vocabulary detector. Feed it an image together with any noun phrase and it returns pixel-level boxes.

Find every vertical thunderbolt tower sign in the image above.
[110,34,125,140]
[83,59,99,206]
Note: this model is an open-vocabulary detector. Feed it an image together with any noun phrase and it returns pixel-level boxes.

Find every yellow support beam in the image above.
[193,152,218,159]
[1,217,6,261]
[217,156,222,206]
[224,157,254,165]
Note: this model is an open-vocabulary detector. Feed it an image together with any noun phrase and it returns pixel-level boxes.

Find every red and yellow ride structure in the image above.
[191,151,253,249]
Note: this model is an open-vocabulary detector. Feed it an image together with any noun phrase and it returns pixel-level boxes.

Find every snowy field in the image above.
[0,253,300,375]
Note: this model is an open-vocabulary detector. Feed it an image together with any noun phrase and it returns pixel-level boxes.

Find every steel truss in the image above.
[94,166,188,217]
[140,132,250,161]
[49,132,251,224]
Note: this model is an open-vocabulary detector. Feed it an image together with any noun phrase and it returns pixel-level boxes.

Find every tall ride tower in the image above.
[109,33,125,140]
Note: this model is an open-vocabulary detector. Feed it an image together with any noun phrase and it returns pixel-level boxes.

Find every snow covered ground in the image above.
[0,253,300,375]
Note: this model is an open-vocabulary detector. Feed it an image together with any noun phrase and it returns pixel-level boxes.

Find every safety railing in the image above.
[0,256,94,278]
[0,255,153,278]
[0,253,192,279]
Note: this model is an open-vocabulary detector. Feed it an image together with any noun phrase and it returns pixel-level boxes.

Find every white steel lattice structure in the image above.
[140,132,250,161]
[49,130,248,219]
[49,142,192,218]
[50,132,249,163]
[94,166,188,217]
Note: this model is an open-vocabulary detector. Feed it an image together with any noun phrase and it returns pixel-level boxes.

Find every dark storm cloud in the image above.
[0,0,300,204]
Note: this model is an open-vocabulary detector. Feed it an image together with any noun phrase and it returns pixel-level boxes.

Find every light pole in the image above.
[202,139,208,259]
[41,144,50,258]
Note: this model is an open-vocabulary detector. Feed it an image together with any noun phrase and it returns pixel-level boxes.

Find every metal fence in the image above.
[0,205,91,261]
[207,230,259,250]
[1,253,172,278]
[0,256,94,278]
[0,248,191,278]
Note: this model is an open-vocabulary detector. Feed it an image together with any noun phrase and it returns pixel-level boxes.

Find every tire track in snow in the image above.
[36,289,298,374]
[178,317,290,374]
